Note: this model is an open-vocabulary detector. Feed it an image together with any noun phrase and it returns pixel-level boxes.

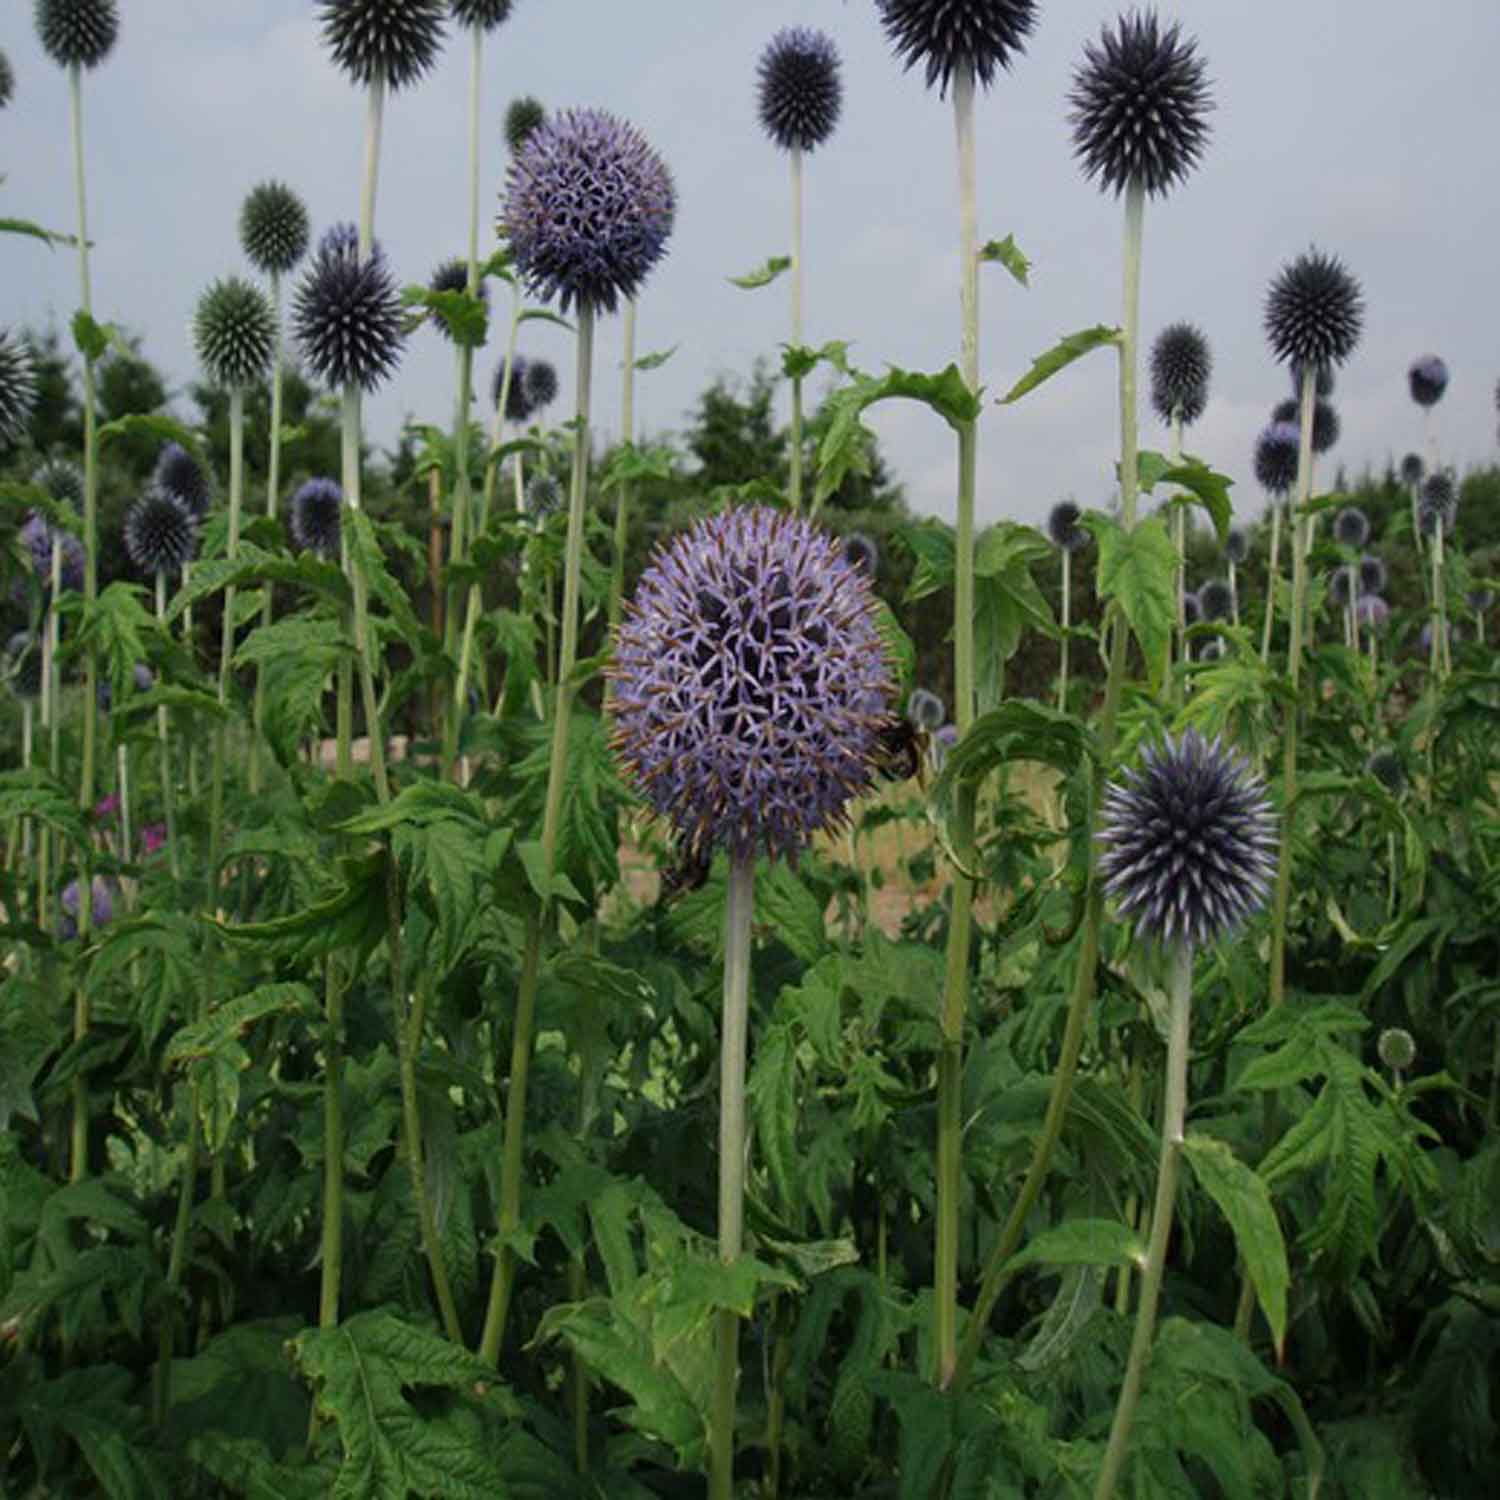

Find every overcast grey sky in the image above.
[3,1,1498,529]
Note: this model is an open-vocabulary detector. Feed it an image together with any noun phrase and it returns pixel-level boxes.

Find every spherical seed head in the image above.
[153,443,211,518]
[1271,396,1339,455]
[1290,359,1335,400]
[843,531,878,576]
[1047,500,1090,553]
[1378,1026,1416,1071]
[907,688,944,731]
[877,0,1038,96]
[193,277,276,389]
[35,0,119,70]
[525,357,558,412]
[1359,554,1387,595]
[757,27,842,154]
[1333,506,1369,549]
[5,632,42,700]
[1355,594,1389,634]
[124,488,198,577]
[1224,526,1249,566]
[1254,420,1301,496]
[1419,620,1453,654]
[319,0,447,91]
[505,95,545,154]
[33,457,84,511]
[1198,577,1233,622]
[1264,248,1363,369]
[1098,727,1277,949]
[526,471,561,522]
[1069,10,1213,199]
[0,329,38,447]
[0,50,14,108]
[292,231,405,392]
[1150,322,1211,426]
[501,108,675,315]
[449,0,512,30]
[1400,453,1424,488]
[239,181,310,277]
[288,477,343,557]
[1408,354,1448,408]
[610,507,896,865]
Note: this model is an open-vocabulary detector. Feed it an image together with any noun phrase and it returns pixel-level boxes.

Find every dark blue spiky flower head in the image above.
[450,0,513,30]
[1355,594,1389,635]
[907,687,944,731]
[21,512,85,592]
[5,631,42,700]
[877,0,1038,96]
[319,0,447,91]
[501,108,676,316]
[35,0,119,70]
[610,507,895,864]
[1272,395,1339,455]
[124,488,198,577]
[524,356,557,412]
[1198,578,1233,622]
[153,443,211,518]
[526,471,562,523]
[59,875,113,939]
[1333,506,1369,549]
[1070,10,1213,198]
[1399,452,1424,488]
[1419,471,1457,538]
[505,94,545,153]
[496,353,557,422]
[35,457,84,511]
[1224,526,1249,566]
[1047,500,1090,553]
[0,329,38,447]
[1098,727,1277,948]
[757,27,842,153]
[194,277,276,389]
[240,180,310,277]
[1150,322,1211,426]
[1408,354,1448,408]
[1265,248,1363,369]
[292,227,405,392]
[1181,590,1202,627]
[1254,420,1301,495]
[1359,553,1387,595]
[289,477,343,557]
[0,50,14,109]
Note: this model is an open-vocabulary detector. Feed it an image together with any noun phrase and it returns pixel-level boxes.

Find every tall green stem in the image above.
[250,273,285,797]
[710,855,755,1500]
[609,299,637,632]
[154,574,182,884]
[1093,943,1192,1500]
[319,956,345,1330]
[1058,548,1071,713]
[208,387,245,906]
[1260,497,1282,664]
[788,146,805,513]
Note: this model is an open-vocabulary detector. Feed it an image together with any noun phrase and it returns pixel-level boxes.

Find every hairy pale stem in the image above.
[1260,498,1283,664]
[154,575,183,884]
[249,274,285,796]
[609,298,637,634]
[1058,548,1072,714]
[208,388,245,911]
[318,956,345,1330]
[789,146,805,513]
[1170,410,1185,689]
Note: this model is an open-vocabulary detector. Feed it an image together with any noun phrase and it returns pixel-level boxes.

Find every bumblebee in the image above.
[873,717,929,785]
[658,838,713,904]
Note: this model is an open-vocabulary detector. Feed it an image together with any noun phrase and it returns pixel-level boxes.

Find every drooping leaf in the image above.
[0,216,85,249]
[979,233,1031,286]
[781,339,851,381]
[633,344,678,371]
[727,254,791,289]
[999,325,1120,406]
[96,412,206,459]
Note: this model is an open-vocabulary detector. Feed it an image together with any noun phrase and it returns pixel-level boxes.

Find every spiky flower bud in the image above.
[35,0,119,70]
[292,229,405,392]
[1224,526,1249,566]
[526,471,561,523]
[1377,1026,1415,1071]
[1290,359,1334,400]
[153,443,211,518]
[124,488,198,577]
[876,0,1038,95]
[1399,452,1424,488]
[1264,248,1363,369]
[1332,506,1369,550]
[524,356,557,412]
[0,49,14,109]
[288,477,343,557]
[0,329,38,447]
[501,108,675,316]
[5,631,42,700]
[1418,471,1457,538]
[1047,500,1090,553]
[1408,354,1448,408]
[1359,554,1387,595]
[757,27,842,153]
[20,512,85,593]
[505,94,545,154]
[1198,578,1233,622]
[240,180,310,277]
[194,277,276,390]
[33,457,84,511]
[1254,421,1301,495]
[449,0,512,30]
[1098,727,1277,948]
[907,688,944,731]
[1070,10,1213,198]
[319,0,447,91]
[610,507,895,864]
[843,531,878,576]
[1150,322,1211,426]
[1272,396,1339,455]
[1355,594,1389,635]
[59,875,113,939]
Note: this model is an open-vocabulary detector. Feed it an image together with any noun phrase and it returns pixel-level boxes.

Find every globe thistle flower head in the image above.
[33,458,84,512]
[757,27,843,154]
[1047,500,1089,553]
[1399,452,1424,488]
[1359,554,1387,595]
[1150,322,1211,426]
[0,329,38,447]
[495,353,531,421]
[1254,420,1301,495]
[1418,472,1457,538]
[525,357,558,413]
[1271,396,1339,455]
[153,443,212,519]
[1408,354,1448,408]
[288,477,343,557]
[1355,594,1389,635]
[59,875,114,939]
[20,513,85,593]
[1333,506,1369,550]
[1181,590,1202,627]
[5,631,42,701]
[502,108,675,315]
[293,229,405,392]
[907,688,944,732]
[449,0,513,31]
[35,0,119,70]
[319,0,447,91]
[96,661,154,713]
[240,181,310,277]
[1098,727,1277,949]
[1265,248,1363,369]
[877,0,1039,96]
[1467,588,1493,614]
[1377,1026,1416,1071]
[1198,578,1233,622]
[1290,359,1335,400]
[609,507,895,864]
[526,471,562,523]
[505,94,545,154]
[1069,10,1213,199]
[1328,568,1354,608]
[124,488,198,577]
[0,49,14,109]
[843,531,878,576]
[194,277,276,389]
[1224,526,1249,566]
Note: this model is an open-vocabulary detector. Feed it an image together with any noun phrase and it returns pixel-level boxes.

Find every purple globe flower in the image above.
[524,357,558,412]
[1399,452,1424,488]
[1271,396,1340,455]
[124,488,198,577]
[1355,594,1390,635]
[1047,500,1090,553]
[427,256,488,342]
[1328,568,1354,608]
[319,0,447,91]
[1098,727,1277,948]
[1150,322,1211,426]
[20,512,85,592]
[1224,526,1249,566]
[609,507,895,864]
[293,227,405,392]
[240,181,310,277]
[1265,248,1363,370]
[877,0,1039,96]
[1254,420,1301,495]
[1182,590,1202,627]
[33,458,84,511]
[1359,554,1387,595]
[194,276,276,389]
[36,0,118,70]
[526,471,562,523]
[59,875,114,939]
[153,443,211,518]
[1366,748,1405,795]
[288,477,343,557]
[495,353,556,422]
[1332,506,1369,549]
[757,27,842,154]
[500,108,675,315]
[1418,471,1457,538]
[96,661,154,712]
[0,329,38,447]
[1408,354,1449,408]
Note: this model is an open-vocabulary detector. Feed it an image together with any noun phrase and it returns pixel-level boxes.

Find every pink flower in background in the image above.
[141,823,167,856]
[94,793,120,821]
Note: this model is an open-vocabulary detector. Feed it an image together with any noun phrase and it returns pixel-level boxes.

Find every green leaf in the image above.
[71,309,117,363]
[727,254,791,289]
[599,441,675,493]
[0,216,85,249]
[748,1023,801,1219]
[978,233,1031,286]
[633,343,678,372]
[518,306,574,331]
[999,324,1119,405]
[1007,1217,1145,1275]
[164,983,316,1067]
[1183,1133,1289,1356]
[401,284,489,348]
[756,861,825,966]
[1145,454,1235,545]
[872,597,916,690]
[1089,512,1177,692]
[781,339,851,381]
[96,412,206,459]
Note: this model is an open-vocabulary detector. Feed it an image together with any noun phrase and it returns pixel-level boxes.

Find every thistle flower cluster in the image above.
[0,329,38,447]
[877,0,1038,94]
[1150,323,1211,426]
[1265,249,1364,369]
[153,443,212,518]
[1400,453,1424,488]
[1224,527,1249,566]
[1378,1026,1416,1071]
[34,458,84,511]
[525,472,562,523]
[4,631,42,700]
[1333,506,1369,550]
[907,688,945,732]
[1181,591,1202,627]
[757,27,842,153]
[36,0,119,70]
[610,507,895,864]
[1197,578,1233,622]
[496,354,558,423]
[1355,594,1389,634]
[1098,728,1277,949]
[449,0,513,30]
[1360,554,1387,595]
[124,489,198,577]
[505,95,545,154]
[293,226,405,392]
[1408,354,1448,408]
[289,477,343,557]
[1069,10,1213,199]
[319,0,447,90]
[1272,396,1339,455]
[96,662,154,712]
[194,277,276,389]
[1254,420,1301,495]
[501,108,676,315]
[1047,501,1090,553]
[20,512,86,594]
[240,181,311,277]
[1418,471,1457,538]
[59,875,114,940]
